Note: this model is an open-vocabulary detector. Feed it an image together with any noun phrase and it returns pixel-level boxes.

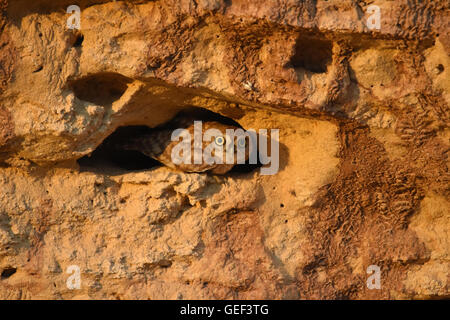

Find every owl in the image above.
[114,112,250,174]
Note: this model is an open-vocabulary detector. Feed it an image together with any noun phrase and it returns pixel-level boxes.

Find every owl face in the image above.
[199,121,251,167]
[156,121,252,175]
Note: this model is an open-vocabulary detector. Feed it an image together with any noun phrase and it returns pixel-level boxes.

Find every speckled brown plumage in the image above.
[116,113,249,174]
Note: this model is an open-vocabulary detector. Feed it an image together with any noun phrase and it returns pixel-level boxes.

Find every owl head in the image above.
[199,121,254,174]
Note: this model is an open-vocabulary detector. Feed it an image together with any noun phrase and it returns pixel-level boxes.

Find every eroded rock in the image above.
[0,0,448,299]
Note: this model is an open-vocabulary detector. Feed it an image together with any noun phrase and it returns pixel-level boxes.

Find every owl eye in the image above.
[215,136,225,146]
[237,137,246,148]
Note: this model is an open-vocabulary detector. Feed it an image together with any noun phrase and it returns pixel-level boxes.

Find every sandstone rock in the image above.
[0,0,448,299]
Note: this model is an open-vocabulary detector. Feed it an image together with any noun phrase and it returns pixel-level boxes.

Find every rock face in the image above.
[0,0,448,299]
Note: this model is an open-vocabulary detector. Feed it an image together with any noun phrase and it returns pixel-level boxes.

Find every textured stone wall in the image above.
[0,0,448,299]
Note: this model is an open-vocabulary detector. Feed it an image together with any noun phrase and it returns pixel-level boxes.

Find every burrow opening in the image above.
[1,267,17,279]
[290,35,333,77]
[73,33,84,47]
[68,73,133,106]
[78,107,262,175]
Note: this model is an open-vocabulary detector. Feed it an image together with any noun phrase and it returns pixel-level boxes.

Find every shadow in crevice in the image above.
[1,267,17,279]
[77,126,162,173]
[288,34,333,82]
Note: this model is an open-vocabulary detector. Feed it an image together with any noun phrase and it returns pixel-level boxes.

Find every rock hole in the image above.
[68,73,133,106]
[1,267,17,279]
[436,64,444,74]
[73,34,84,47]
[78,108,262,175]
[290,35,332,79]
[159,260,172,268]
[32,66,43,73]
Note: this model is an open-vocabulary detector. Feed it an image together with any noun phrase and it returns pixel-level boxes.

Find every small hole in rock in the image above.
[69,72,132,106]
[436,64,444,74]
[73,34,84,47]
[1,267,17,279]
[290,35,332,77]
[33,66,43,73]
[160,260,172,268]
[280,203,284,208]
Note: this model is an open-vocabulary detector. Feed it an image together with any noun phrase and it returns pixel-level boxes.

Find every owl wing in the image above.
[118,129,174,159]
